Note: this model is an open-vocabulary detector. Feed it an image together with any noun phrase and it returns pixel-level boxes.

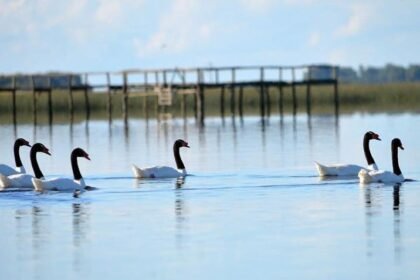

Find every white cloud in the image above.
[240,0,276,12]
[308,31,320,47]
[335,3,372,37]
[134,0,216,57]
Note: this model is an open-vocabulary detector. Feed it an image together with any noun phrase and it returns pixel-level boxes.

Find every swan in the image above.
[315,131,381,176]
[359,138,405,184]
[0,138,31,176]
[32,148,90,192]
[132,139,190,178]
[0,143,50,189]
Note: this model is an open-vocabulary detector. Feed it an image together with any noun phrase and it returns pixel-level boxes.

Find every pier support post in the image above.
[230,68,236,116]
[220,86,225,117]
[31,76,37,124]
[47,89,53,125]
[266,86,271,117]
[259,68,266,119]
[238,86,244,117]
[84,74,90,120]
[278,84,284,115]
[230,85,235,116]
[306,66,312,115]
[259,83,265,119]
[193,91,197,119]
[106,73,112,122]
[68,75,74,120]
[278,68,284,116]
[333,67,339,116]
[122,72,128,124]
[292,68,297,115]
[196,84,205,125]
[181,74,187,118]
[12,76,16,125]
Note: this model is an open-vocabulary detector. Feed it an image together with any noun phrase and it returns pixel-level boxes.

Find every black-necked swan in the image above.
[132,139,190,178]
[0,143,50,189]
[32,148,90,192]
[315,131,381,176]
[359,138,405,184]
[0,138,31,176]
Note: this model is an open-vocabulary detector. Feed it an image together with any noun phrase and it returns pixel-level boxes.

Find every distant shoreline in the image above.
[0,82,419,124]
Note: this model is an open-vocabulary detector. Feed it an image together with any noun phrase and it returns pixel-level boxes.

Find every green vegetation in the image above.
[0,82,419,124]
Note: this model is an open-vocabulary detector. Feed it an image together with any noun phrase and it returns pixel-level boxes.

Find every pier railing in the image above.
[0,64,338,124]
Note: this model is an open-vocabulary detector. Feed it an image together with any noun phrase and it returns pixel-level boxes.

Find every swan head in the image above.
[72,148,91,160]
[392,138,404,150]
[366,131,381,141]
[175,139,190,149]
[32,143,51,155]
[16,138,31,147]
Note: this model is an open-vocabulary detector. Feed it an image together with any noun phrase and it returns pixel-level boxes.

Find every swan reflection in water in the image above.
[362,183,403,263]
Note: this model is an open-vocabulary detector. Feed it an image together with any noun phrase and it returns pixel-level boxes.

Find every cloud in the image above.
[308,31,320,47]
[134,0,215,57]
[239,0,276,12]
[335,3,372,37]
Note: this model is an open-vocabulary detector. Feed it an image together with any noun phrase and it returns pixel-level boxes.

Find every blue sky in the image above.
[1,0,419,73]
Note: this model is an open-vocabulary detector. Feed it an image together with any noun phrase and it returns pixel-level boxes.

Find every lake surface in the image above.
[1,113,420,280]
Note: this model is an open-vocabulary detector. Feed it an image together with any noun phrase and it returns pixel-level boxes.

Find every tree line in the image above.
[0,73,83,89]
[311,64,420,83]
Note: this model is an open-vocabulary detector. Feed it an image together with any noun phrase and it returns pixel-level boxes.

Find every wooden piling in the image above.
[266,86,271,117]
[230,68,236,116]
[181,75,187,118]
[196,84,205,125]
[106,73,112,122]
[84,74,90,120]
[11,76,16,125]
[278,68,283,115]
[292,68,297,115]
[278,85,284,115]
[306,66,311,115]
[122,72,128,123]
[31,76,37,123]
[259,68,265,119]
[68,75,74,119]
[220,86,225,117]
[238,86,244,117]
[196,69,205,124]
[334,67,339,116]
[47,89,53,124]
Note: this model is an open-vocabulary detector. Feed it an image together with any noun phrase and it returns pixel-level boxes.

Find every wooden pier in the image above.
[0,65,339,125]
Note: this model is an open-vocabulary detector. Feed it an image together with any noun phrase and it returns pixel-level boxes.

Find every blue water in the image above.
[1,113,420,279]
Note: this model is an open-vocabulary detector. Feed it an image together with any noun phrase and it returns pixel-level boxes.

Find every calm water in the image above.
[1,113,420,280]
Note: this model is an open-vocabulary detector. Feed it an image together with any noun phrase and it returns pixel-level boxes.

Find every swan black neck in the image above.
[14,141,23,167]
[363,133,375,165]
[30,146,44,179]
[392,142,402,176]
[173,142,185,170]
[71,151,83,180]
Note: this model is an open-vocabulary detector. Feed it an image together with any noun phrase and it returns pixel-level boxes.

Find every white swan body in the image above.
[359,138,405,184]
[0,138,31,176]
[33,147,90,193]
[358,169,404,184]
[0,173,38,189]
[315,131,381,177]
[0,143,50,189]
[32,178,86,192]
[132,165,186,178]
[315,162,378,176]
[0,165,24,176]
[132,139,190,179]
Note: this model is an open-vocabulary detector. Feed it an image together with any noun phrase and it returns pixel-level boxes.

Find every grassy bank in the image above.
[1,82,419,123]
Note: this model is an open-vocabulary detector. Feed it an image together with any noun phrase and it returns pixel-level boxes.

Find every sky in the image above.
[0,0,419,73]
